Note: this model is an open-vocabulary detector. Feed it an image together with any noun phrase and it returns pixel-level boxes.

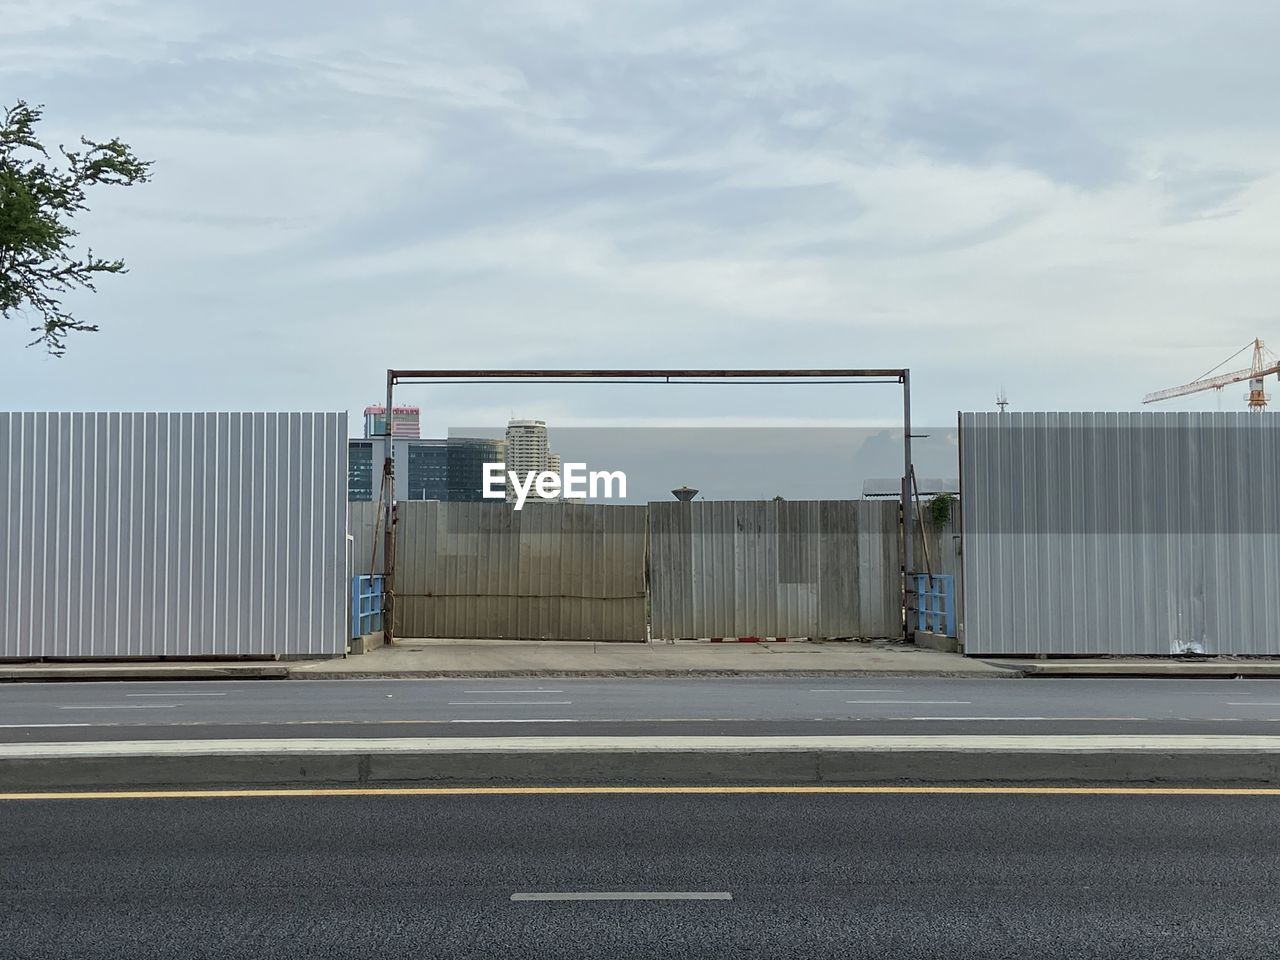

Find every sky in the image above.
[3,0,1280,441]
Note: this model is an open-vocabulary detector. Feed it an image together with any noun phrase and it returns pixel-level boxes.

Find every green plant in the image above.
[927,493,955,526]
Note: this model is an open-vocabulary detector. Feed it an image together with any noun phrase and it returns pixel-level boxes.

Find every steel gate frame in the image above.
[379,368,915,641]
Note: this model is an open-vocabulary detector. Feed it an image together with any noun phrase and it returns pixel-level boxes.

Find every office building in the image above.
[348,439,376,502]
[504,419,556,502]
[348,438,409,503]
[363,405,421,440]
[447,437,506,501]
[348,436,508,502]
[405,439,449,501]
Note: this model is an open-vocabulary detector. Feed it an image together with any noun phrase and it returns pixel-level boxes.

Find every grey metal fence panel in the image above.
[960,411,1280,655]
[393,501,647,641]
[649,500,902,639]
[347,501,383,578]
[0,411,347,658]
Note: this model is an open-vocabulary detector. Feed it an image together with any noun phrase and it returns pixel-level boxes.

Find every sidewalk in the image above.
[291,639,1014,678]
[0,639,1013,681]
[1003,658,1280,678]
[10,641,1280,682]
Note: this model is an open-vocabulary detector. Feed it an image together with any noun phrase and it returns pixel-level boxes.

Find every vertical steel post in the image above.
[383,371,395,640]
[902,369,914,638]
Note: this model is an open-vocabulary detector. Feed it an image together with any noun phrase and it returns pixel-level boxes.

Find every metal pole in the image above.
[383,370,395,640]
[902,369,914,638]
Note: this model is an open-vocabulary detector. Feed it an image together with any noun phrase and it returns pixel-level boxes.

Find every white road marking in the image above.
[0,723,93,728]
[127,693,228,698]
[906,716,1146,721]
[462,689,563,694]
[1227,703,1280,706]
[810,689,904,694]
[845,700,972,705]
[9,734,1280,760]
[511,892,732,902]
[447,701,572,706]
[449,719,578,724]
[56,705,179,710]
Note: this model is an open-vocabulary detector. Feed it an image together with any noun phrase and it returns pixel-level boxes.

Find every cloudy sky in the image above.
[3,0,1279,437]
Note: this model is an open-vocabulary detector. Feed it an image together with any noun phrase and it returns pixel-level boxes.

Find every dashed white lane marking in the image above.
[462,690,564,694]
[127,693,228,698]
[56,705,179,710]
[1227,703,1280,706]
[511,892,732,902]
[810,689,903,693]
[447,701,573,706]
[907,716,1147,721]
[0,723,92,728]
[846,700,972,705]
[449,719,577,724]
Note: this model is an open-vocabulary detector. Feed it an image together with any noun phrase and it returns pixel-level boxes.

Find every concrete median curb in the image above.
[1010,661,1280,678]
[0,665,291,682]
[4,736,1280,791]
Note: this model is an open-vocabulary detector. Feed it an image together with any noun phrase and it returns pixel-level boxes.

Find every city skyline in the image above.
[349,422,958,503]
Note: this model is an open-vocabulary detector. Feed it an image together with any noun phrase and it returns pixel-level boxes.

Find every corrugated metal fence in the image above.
[1,412,348,658]
[961,411,1280,655]
[364,498,917,643]
[392,501,648,641]
[348,500,382,578]
[648,500,902,639]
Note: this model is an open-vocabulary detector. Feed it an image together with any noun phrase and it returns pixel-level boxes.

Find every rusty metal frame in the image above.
[381,368,914,640]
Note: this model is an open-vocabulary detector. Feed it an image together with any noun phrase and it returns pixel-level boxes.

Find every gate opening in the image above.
[377,368,915,640]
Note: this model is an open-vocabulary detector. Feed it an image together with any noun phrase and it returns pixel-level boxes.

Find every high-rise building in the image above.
[545,453,563,502]
[363,405,421,440]
[501,419,567,502]
[348,436,508,503]
[348,438,408,502]
[504,419,549,503]
[447,437,506,501]
[405,439,449,501]
[348,439,375,502]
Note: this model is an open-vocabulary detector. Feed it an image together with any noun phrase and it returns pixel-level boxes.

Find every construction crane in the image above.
[1143,338,1280,410]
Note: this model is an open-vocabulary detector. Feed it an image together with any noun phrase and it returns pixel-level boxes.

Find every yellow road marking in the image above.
[3,785,1280,800]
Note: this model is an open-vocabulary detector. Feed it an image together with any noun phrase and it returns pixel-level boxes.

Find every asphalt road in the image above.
[4,676,1280,741]
[2,790,1278,959]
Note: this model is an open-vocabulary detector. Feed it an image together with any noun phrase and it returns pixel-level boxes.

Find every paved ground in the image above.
[0,639,1013,680]
[4,676,1280,742]
[299,638,1011,676]
[9,640,1280,682]
[3,790,1278,958]
[1008,658,1280,677]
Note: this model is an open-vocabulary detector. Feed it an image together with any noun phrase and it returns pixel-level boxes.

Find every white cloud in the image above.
[3,0,1280,430]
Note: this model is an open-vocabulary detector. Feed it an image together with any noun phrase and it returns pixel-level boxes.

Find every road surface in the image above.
[2,789,1278,958]
[3,676,1280,740]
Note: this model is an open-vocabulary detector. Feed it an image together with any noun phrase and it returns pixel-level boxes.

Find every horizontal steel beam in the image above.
[389,369,907,383]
